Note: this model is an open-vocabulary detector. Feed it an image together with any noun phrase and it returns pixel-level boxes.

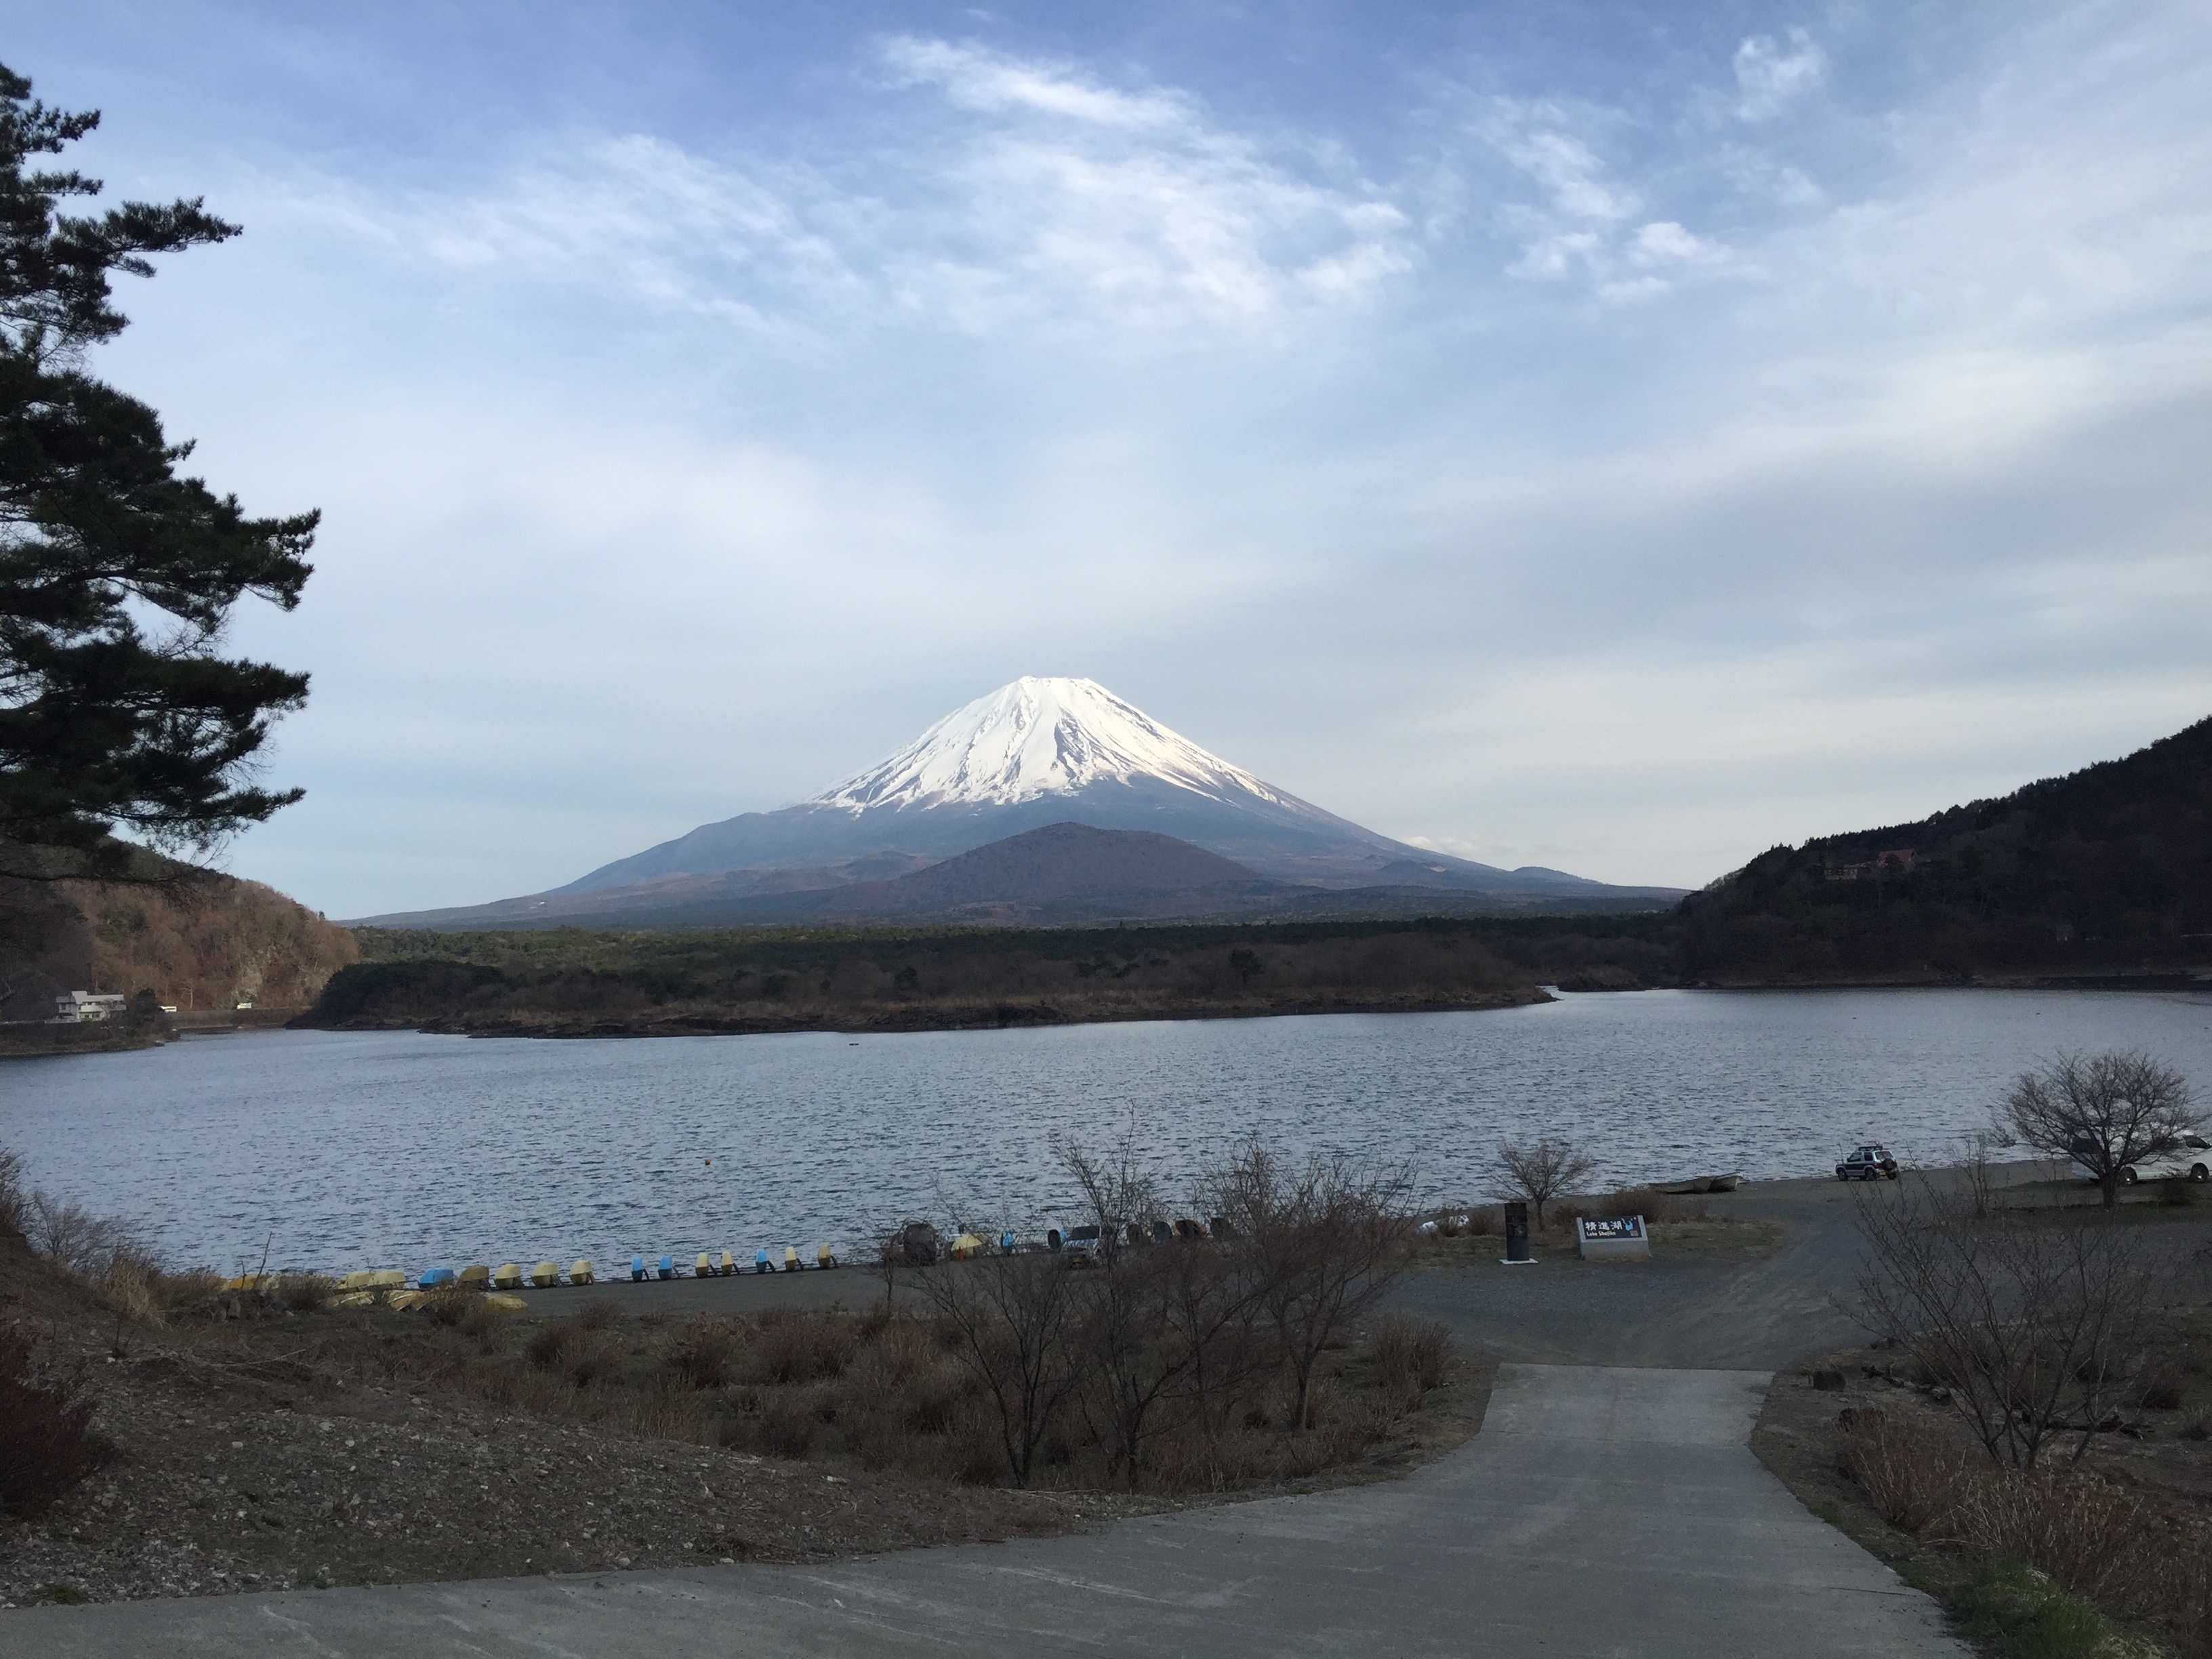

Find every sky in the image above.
[8,1,2211,916]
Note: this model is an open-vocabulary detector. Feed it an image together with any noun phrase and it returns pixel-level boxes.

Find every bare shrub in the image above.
[1840,1410,2177,1622]
[23,1191,143,1275]
[2136,1369,2186,1411]
[0,1148,24,1241]
[745,1394,818,1459]
[151,1271,225,1322]
[1839,1407,1979,1533]
[424,1289,476,1328]
[96,1256,164,1326]
[917,1239,1086,1486]
[661,1315,745,1389]
[571,1298,620,1332]
[1208,1140,1408,1434]
[523,1307,625,1386]
[743,1308,855,1385]
[1854,1179,2161,1465]
[1597,1187,1681,1224]
[458,1296,510,1352]
[1496,1139,1593,1230]
[1371,1314,1452,1405]
[0,1321,112,1514]
[274,1273,333,1313]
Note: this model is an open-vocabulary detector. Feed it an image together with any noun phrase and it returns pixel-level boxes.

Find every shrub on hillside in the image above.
[0,1321,112,1514]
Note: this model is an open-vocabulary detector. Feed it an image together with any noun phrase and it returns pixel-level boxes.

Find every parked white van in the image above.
[2069,1132,2212,1185]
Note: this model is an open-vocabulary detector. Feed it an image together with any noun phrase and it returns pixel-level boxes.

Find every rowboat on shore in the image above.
[1654,1173,1743,1195]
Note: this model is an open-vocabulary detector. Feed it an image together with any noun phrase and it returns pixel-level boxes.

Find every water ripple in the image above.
[5,987,2209,1275]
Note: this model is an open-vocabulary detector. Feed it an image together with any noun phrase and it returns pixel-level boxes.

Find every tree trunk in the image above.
[2102,1171,2120,1210]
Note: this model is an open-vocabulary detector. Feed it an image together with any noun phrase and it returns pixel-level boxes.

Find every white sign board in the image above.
[1576,1215,1652,1261]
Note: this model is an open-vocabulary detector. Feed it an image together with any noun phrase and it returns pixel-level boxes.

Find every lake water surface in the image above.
[5,987,2211,1276]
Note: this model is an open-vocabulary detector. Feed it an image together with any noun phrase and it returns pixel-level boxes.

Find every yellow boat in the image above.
[530,1261,560,1288]
[491,1263,523,1290]
[458,1265,491,1288]
[482,1292,527,1313]
[719,1251,737,1275]
[570,1259,594,1286]
[816,1244,838,1269]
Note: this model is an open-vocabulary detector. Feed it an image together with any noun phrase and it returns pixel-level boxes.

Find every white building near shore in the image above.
[51,991,128,1024]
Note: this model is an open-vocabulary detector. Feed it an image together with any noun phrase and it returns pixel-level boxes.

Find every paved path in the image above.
[3,1366,1962,1659]
[1393,1177,1876,1370]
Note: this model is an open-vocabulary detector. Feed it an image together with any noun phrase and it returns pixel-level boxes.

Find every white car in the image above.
[2070,1132,2212,1185]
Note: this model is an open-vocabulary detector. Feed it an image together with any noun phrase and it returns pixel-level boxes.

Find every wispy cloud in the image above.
[1733,29,1827,123]
[274,37,1414,344]
[878,33,1189,130]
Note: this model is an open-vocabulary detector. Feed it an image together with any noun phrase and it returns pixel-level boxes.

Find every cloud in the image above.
[1627,220,1725,267]
[1733,29,1826,122]
[1490,114,1639,222]
[272,37,1417,346]
[878,33,1188,130]
[872,38,1414,331]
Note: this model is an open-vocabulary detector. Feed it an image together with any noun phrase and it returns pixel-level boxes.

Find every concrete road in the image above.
[1392,1176,1877,1371]
[2,1366,1962,1659]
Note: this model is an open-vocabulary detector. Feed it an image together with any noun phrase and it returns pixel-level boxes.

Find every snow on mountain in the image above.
[809,677,1295,814]
[462,674,1684,910]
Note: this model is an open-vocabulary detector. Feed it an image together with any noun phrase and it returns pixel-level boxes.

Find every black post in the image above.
[1504,1201,1533,1265]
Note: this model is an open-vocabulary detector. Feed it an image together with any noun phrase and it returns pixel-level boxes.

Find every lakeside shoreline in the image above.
[293,983,1553,1040]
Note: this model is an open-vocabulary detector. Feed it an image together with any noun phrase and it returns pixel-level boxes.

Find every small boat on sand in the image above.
[1653,1173,1743,1195]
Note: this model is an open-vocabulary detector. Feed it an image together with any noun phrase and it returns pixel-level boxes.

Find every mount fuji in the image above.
[361,678,1679,928]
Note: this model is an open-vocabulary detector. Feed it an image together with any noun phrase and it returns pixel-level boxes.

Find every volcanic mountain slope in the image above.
[814,822,1276,922]
[359,678,1679,928]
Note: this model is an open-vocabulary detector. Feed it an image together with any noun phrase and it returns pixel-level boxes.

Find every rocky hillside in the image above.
[0,861,357,1021]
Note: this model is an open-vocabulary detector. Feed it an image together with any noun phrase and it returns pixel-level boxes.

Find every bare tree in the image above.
[24,1190,142,1275]
[1855,1179,2161,1466]
[1496,1139,1593,1230]
[1210,1141,1408,1433]
[1996,1050,2200,1210]
[871,1227,901,1303]
[1169,1248,1271,1450]
[1063,1137,1189,1483]
[916,1237,1087,1487]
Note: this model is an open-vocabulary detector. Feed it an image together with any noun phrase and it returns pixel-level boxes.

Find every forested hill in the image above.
[1675,714,2212,983]
[0,854,358,1025]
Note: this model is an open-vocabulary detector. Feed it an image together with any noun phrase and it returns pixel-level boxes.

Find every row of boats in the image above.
[233,1215,1251,1304]
[219,1248,844,1307]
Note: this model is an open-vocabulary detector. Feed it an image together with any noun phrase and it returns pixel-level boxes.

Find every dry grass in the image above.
[380,1297,1463,1499]
[1371,1314,1452,1408]
[1841,1402,2212,1653]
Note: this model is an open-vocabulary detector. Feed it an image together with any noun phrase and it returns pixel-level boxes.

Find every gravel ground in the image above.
[0,1250,1483,1610]
[0,1268,1150,1609]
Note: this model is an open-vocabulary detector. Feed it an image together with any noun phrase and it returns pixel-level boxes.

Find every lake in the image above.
[5,987,2211,1277]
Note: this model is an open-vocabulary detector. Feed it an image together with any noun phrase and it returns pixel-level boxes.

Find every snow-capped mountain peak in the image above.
[808,677,1294,814]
